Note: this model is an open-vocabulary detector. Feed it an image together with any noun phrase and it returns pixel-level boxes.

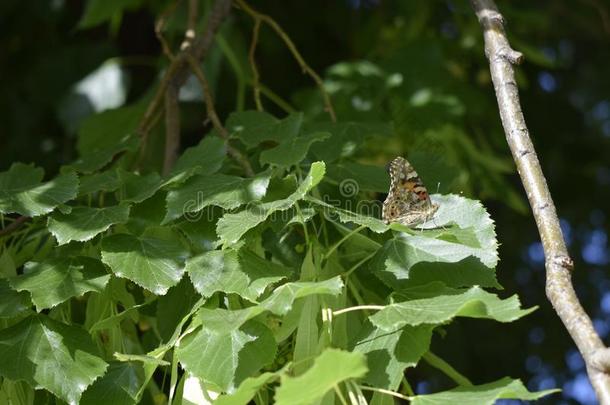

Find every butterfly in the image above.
[382,156,438,227]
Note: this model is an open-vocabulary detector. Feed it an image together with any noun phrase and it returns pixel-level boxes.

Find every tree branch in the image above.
[235,0,336,122]
[138,0,233,158]
[470,1,610,403]
[185,54,254,177]
[0,215,29,237]
[163,85,181,176]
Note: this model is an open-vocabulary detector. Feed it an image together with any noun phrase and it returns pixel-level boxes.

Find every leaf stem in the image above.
[423,351,472,387]
[359,386,413,401]
[235,0,336,121]
[324,225,366,259]
[332,305,384,317]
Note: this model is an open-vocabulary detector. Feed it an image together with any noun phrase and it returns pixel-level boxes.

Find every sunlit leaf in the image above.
[0,314,108,405]
[10,257,110,311]
[164,172,271,224]
[195,276,344,333]
[80,361,144,405]
[177,321,276,392]
[370,283,534,331]
[275,349,367,405]
[217,161,325,244]
[48,205,130,245]
[215,372,279,405]
[101,227,189,295]
[410,377,559,405]
[186,248,290,301]
[0,163,78,217]
[353,323,433,389]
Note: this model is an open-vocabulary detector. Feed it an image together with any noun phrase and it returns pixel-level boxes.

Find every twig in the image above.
[583,0,610,37]
[235,0,336,122]
[163,85,181,176]
[161,0,199,175]
[0,216,29,237]
[181,0,199,50]
[185,54,255,177]
[248,18,263,111]
[470,1,610,403]
[155,0,181,60]
[137,0,233,149]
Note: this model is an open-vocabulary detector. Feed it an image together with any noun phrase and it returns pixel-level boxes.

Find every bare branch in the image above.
[181,0,199,51]
[235,0,336,122]
[155,0,180,60]
[470,0,610,402]
[248,18,263,111]
[185,54,255,177]
[0,216,29,237]
[137,0,233,146]
[163,85,181,176]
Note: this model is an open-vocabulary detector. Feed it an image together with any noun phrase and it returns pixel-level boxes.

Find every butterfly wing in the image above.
[382,157,438,226]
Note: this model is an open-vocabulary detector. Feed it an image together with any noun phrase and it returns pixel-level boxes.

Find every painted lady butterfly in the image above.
[382,156,438,227]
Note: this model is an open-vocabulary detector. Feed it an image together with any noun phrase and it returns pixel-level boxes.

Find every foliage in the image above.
[3,0,592,404]
[0,107,550,403]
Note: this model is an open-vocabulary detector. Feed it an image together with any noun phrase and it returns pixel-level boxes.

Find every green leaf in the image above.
[371,234,499,290]
[352,323,432,389]
[72,135,139,173]
[0,163,78,217]
[101,227,189,295]
[307,196,388,233]
[78,170,122,196]
[164,172,271,224]
[177,321,276,392]
[260,132,330,167]
[326,162,390,193]
[275,349,368,405]
[156,278,200,342]
[0,315,108,405]
[292,294,320,375]
[0,279,31,318]
[116,170,162,203]
[308,121,393,162]
[227,111,302,147]
[370,283,534,331]
[186,249,290,301]
[410,377,558,405]
[169,136,227,181]
[371,194,500,289]
[217,161,325,244]
[9,257,110,311]
[80,361,144,405]
[77,105,143,153]
[421,195,498,256]
[48,205,130,245]
[215,372,279,405]
[79,0,143,28]
[195,276,344,333]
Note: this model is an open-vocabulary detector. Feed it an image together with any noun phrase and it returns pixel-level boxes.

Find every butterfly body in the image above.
[382,156,438,227]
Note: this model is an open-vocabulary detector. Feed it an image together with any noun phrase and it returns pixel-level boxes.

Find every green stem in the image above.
[324,225,366,259]
[423,351,472,386]
[294,202,310,246]
[216,34,246,112]
[343,251,376,278]
[401,375,415,397]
